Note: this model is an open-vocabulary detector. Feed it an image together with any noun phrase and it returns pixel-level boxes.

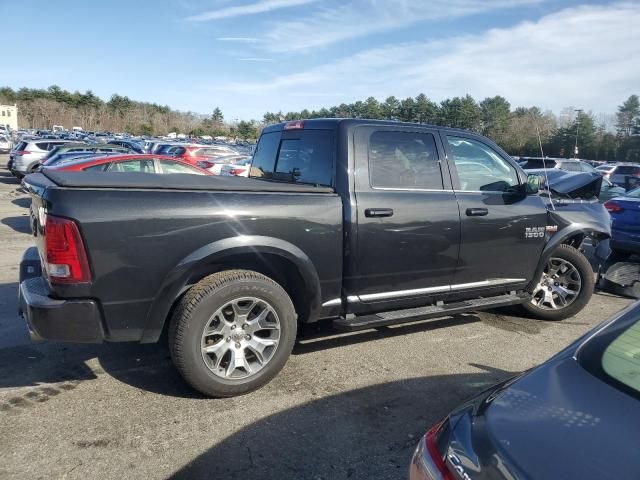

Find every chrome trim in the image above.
[358,285,450,302]
[352,278,526,303]
[371,187,454,193]
[321,298,342,307]
[450,279,526,290]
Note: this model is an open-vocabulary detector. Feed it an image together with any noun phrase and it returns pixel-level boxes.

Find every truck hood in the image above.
[527,169,603,200]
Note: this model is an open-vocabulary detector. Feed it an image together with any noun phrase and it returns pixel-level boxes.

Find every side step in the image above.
[333,292,530,331]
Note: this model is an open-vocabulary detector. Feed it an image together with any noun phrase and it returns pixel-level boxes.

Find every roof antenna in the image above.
[531,112,555,211]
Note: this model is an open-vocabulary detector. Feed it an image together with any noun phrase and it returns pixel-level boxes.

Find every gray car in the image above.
[11,139,74,177]
[410,300,640,480]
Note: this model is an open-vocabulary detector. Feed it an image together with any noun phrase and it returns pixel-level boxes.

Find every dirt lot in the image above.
[0,154,634,480]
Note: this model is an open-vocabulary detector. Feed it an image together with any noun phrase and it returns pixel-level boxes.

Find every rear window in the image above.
[250,130,333,186]
[616,166,640,175]
[35,142,50,150]
[560,162,581,172]
[521,158,558,169]
[579,307,640,400]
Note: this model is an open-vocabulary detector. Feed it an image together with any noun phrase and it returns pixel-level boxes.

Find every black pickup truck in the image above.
[19,119,611,397]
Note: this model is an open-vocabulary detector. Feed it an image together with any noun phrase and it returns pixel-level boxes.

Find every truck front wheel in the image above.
[521,244,594,321]
[169,270,297,397]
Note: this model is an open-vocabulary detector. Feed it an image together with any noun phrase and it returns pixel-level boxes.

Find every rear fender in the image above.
[140,235,322,343]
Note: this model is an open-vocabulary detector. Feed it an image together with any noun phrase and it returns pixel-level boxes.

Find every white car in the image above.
[219,157,252,177]
[0,135,12,153]
[206,155,251,175]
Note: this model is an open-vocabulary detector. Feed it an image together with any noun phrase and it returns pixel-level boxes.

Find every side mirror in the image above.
[526,174,541,194]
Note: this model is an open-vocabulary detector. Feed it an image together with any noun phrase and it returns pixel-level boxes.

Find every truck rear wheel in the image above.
[520,244,594,321]
[169,270,297,397]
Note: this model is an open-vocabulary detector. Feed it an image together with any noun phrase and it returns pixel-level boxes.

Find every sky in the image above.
[1,0,639,121]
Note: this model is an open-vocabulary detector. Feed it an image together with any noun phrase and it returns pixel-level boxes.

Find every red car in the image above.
[155,144,240,170]
[48,154,212,175]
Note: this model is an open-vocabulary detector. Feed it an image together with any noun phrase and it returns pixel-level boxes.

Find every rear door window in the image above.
[35,142,50,151]
[368,130,443,189]
[158,160,205,175]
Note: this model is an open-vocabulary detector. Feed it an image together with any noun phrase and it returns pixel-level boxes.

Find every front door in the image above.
[442,134,547,294]
[348,125,461,312]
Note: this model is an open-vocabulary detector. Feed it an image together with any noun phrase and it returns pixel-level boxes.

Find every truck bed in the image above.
[39,170,335,193]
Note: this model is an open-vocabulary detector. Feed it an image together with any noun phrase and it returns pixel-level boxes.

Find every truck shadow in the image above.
[11,197,31,209]
[168,368,514,480]
[0,311,485,402]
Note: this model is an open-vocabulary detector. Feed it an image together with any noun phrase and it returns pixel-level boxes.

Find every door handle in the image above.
[365,208,394,218]
[466,207,488,217]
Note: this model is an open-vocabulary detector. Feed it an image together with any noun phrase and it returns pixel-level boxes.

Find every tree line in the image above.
[264,94,640,162]
[1,85,639,161]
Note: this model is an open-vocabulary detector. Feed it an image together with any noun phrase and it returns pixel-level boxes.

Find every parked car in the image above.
[10,139,74,177]
[219,156,252,177]
[599,177,627,203]
[0,135,11,153]
[19,119,611,397]
[40,144,132,168]
[605,187,640,258]
[48,154,211,175]
[409,300,640,480]
[520,157,599,173]
[156,144,239,167]
[106,139,145,154]
[206,154,252,175]
[600,163,640,188]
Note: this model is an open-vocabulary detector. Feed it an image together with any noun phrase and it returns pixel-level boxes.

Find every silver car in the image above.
[0,135,11,153]
[11,139,74,177]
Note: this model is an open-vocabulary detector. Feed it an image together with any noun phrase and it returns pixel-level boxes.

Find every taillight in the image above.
[604,201,623,213]
[229,168,244,175]
[44,215,91,284]
[16,150,31,156]
[410,420,454,480]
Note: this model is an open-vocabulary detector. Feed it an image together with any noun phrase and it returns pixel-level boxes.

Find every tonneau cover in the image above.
[39,170,335,194]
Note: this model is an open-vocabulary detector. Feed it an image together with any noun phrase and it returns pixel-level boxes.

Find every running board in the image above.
[333,292,530,331]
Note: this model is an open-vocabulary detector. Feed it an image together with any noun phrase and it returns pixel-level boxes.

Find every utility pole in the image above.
[574,108,583,159]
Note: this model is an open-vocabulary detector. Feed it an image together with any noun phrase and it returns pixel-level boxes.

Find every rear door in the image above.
[442,133,547,295]
[349,125,460,312]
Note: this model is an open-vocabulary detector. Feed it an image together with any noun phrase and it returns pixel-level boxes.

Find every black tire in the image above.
[520,244,594,321]
[169,269,297,397]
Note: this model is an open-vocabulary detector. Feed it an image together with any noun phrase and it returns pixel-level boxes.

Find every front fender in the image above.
[526,201,611,292]
[140,235,322,343]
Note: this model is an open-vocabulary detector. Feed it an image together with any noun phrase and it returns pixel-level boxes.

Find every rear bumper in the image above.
[18,249,104,343]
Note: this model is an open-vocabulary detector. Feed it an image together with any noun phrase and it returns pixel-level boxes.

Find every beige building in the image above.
[0,104,18,130]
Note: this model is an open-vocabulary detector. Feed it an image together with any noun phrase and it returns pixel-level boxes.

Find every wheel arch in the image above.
[140,235,322,343]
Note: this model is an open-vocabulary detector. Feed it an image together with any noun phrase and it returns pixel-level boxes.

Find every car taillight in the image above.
[604,201,624,213]
[229,168,244,175]
[44,215,91,284]
[16,150,31,156]
[410,420,454,480]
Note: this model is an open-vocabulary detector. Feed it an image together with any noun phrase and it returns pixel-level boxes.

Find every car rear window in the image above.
[616,166,640,174]
[521,158,558,169]
[35,142,50,150]
[250,130,333,186]
[579,307,640,399]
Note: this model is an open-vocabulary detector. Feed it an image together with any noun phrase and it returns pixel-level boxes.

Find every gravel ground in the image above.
[0,154,634,480]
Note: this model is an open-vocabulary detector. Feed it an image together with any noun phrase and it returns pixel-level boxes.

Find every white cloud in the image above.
[263,0,544,52]
[217,37,261,43]
[238,57,274,62]
[216,3,640,117]
[186,0,318,21]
